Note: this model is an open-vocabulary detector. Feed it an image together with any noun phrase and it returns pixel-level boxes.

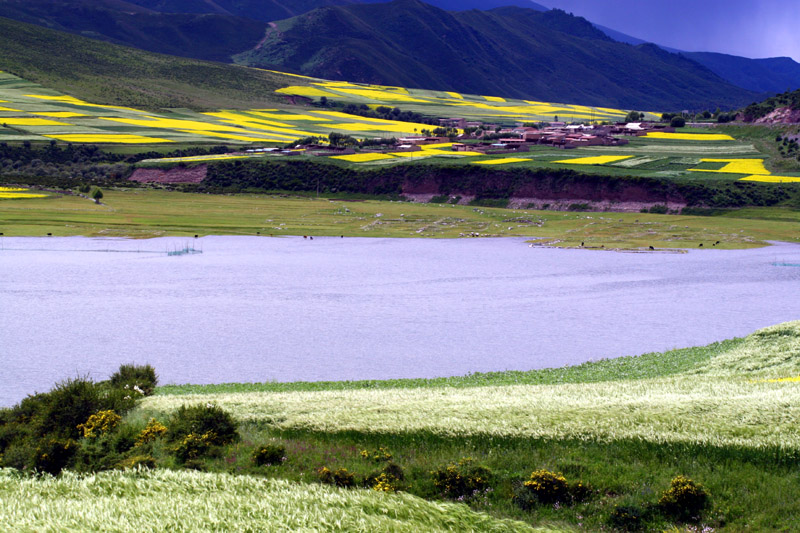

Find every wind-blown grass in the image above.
[0,469,544,532]
[142,322,800,451]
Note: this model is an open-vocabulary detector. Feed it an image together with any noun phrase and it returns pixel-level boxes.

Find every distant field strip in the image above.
[472,157,532,165]
[741,175,800,183]
[644,132,735,141]
[554,155,633,165]
[0,469,538,533]
[142,322,800,450]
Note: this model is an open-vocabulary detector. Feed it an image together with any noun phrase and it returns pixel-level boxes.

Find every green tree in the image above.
[670,116,686,128]
[91,187,103,202]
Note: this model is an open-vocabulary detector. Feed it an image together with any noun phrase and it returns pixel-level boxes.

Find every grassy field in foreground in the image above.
[133,322,800,531]
[1,188,799,250]
[0,469,543,532]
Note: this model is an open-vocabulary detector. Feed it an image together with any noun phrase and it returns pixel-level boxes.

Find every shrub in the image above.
[360,446,392,463]
[135,419,168,446]
[523,469,569,504]
[167,404,238,446]
[317,467,355,488]
[364,462,405,492]
[252,444,286,466]
[658,476,710,521]
[108,364,158,396]
[431,457,492,500]
[33,437,77,476]
[32,377,104,440]
[609,504,647,531]
[77,410,121,439]
[173,432,216,463]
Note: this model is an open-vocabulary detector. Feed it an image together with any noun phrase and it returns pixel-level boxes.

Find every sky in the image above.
[536,0,800,61]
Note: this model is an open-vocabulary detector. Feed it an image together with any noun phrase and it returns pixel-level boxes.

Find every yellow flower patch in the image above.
[141,154,260,164]
[0,187,25,191]
[23,94,140,112]
[740,175,800,183]
[767,376,800,383]
[331,153,396,163]
[445,92,463,99]
[554,155,634,165]
[482,95,506,102]
[275,86,338,98]
[0,106,21,112]
[34,112,88,118]
[0,191,48,199]
[1,117,72,126]
[689,158,770,175]
[472,157,532,165]
[322,87,431,103]
[420,143,455,150]
[175,130,295,142]
[249,111,331,122]
[645,132,734,141]
[44,134,174,144]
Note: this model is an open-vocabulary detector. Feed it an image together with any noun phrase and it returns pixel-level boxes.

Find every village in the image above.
[246,119,678,158]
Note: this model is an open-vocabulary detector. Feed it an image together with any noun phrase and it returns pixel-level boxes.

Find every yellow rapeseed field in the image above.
[740,175,800,183]
[554,155,634,165]
[483,95,506,102]
[330,153,396,162]
[644,132,735,141]
[43,134,173,144]
[275,86,338,98]
[689,158,770,175]
[472,157,532,165]
[0,192,48,199]
[444,91,463,99]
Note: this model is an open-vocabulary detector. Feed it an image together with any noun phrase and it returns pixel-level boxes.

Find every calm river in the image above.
[1,236,799,406]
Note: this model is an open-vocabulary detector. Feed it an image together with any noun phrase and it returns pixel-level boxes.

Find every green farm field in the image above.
[1,188,799,250]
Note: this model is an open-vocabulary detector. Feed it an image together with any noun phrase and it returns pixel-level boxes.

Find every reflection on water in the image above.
[1,236,799,406]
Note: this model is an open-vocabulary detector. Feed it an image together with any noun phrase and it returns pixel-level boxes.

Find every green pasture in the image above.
[1,188,798,250]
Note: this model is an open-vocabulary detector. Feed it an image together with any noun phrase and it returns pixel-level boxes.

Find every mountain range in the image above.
[0,0,797,109]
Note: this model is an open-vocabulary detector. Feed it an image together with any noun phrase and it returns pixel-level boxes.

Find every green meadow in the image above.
[1,188,799,250]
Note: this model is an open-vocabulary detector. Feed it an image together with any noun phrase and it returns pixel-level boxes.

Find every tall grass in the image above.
[0,468,546,532]
[142,322,800,451]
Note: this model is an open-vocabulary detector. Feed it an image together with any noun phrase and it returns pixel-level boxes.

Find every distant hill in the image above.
[234,0,757,110]
[681,52,800,95]
[0,0,267,62]
[0,16,296,110]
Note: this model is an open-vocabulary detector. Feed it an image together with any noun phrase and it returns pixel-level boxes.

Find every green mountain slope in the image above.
[0,16,298,110]
[235,0,757,110]
[0,0,267,62]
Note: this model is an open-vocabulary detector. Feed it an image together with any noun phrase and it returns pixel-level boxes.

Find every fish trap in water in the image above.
[167,245,203,257]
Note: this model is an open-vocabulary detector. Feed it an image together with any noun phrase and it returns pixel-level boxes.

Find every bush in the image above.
[318,467,355,488]
[135,419,167,446]
[359,446,392,463]
[364,462,405,492]
[109,364,158,396]
[252,444,286,466]
[431,457,492,500]
[167,404,238,447]
[173,432,216,464]
[33,377,104,440]
[658,476,710,521]
[522,469,569,504]
[609,504,647,531]
[77,410,121,439]
[33,437,77,475]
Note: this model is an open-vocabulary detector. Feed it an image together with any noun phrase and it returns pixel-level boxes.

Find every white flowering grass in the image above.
[0,469,546,532]
[142,322,800,450]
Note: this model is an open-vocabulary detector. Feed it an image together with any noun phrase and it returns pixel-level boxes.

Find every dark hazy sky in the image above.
[537,0,800,60]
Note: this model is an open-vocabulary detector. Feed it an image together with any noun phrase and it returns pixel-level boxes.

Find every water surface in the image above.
[1,236,798,406]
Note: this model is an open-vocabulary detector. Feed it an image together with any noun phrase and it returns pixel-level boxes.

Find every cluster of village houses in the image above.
[247,120,676,157]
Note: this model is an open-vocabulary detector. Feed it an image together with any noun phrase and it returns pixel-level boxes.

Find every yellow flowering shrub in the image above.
[523,469,568,504]
[135,419,168,446]
[658,475,709,520]
[431,457,491,500]
[77,410,121,439]
[360,446,392,463]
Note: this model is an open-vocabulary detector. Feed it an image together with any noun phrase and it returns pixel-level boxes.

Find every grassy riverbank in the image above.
[2,322,799,530]
[1,188,799,249]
